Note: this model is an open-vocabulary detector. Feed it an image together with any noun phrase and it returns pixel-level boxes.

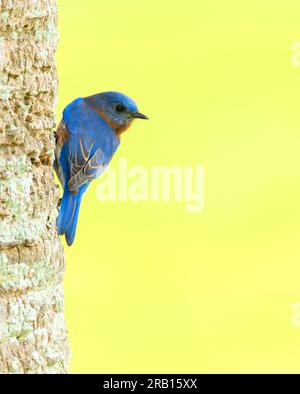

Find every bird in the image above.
[54,91,148,246]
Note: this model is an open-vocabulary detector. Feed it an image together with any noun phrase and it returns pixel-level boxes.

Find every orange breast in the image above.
[55,121,69,147]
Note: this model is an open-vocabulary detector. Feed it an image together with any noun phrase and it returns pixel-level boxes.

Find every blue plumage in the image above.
[54,91,148,246]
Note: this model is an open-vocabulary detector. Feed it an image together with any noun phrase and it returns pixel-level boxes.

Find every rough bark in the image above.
[0,0,69,373]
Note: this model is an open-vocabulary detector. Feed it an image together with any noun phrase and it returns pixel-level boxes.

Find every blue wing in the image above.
[55,97,120,245]
[62,97,119,183]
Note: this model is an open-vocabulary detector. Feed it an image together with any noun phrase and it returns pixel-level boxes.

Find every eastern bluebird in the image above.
[54,91,148,246]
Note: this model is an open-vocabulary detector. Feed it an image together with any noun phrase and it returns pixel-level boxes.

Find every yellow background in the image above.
[57,0,300,373]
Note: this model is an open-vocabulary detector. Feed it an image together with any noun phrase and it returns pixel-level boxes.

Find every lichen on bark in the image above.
[0,0,69,373]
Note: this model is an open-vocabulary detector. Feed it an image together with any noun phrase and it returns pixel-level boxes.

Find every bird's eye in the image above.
[115,104,126,113]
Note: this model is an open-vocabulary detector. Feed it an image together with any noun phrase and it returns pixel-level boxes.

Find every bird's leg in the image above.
[57,197,62,208]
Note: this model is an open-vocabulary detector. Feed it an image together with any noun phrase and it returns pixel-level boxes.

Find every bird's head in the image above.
[85,91,148,136]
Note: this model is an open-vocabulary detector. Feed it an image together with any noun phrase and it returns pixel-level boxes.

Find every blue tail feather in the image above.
[57,185,76,236]
[65,190,84,246]
[57,183,88,245]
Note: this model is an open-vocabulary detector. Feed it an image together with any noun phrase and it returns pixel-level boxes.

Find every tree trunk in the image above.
[0,0,70,373]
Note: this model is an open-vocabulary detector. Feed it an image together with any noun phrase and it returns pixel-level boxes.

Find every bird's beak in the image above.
[133,112,149,120]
